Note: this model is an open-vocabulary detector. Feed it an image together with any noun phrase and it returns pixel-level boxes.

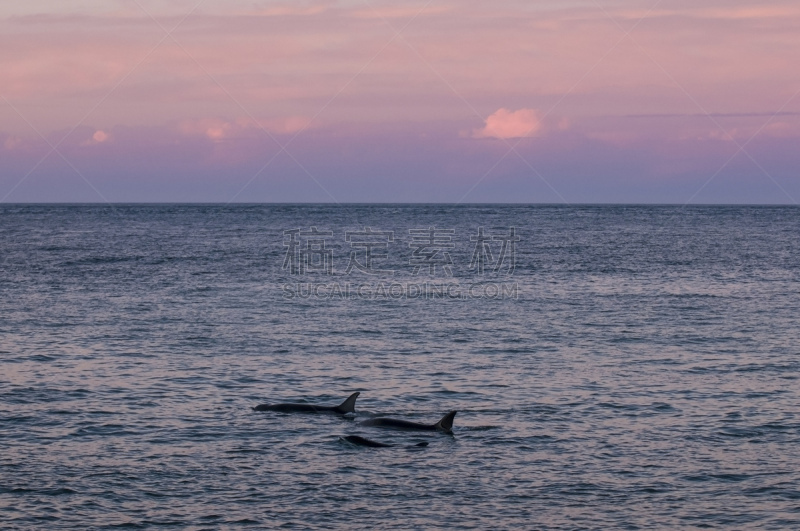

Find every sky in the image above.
[1,0,799,203]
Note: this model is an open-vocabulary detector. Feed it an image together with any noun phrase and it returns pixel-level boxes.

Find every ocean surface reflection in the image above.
[1,205,799,529]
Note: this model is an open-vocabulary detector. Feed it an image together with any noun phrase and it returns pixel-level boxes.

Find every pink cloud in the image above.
[762,121,800,138]
[177,116,313,141]
[1,1,799,149]
[178,118,236,141]
[350,5,452,19]
[257,116,312,135]
[3,135,25,150]
[78,129,111,146]
[473,108,542,139]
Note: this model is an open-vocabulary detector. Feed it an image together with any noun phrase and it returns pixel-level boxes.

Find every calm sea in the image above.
[1,204,799,530]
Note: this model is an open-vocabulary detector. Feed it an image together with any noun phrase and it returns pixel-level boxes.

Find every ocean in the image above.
[1,204,799,529]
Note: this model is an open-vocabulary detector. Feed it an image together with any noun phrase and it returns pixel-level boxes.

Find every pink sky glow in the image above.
[1,0,799,202]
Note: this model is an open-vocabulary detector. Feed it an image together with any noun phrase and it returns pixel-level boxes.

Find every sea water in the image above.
[1,204,799,529]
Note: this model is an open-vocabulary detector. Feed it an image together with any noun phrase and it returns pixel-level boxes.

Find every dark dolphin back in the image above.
[434,411,457,432]
[253,403,319,412]
[360,410,457,432]
[341,435,429,448]
[252,392,359,414]
[342,435,392,447]
[334,392,360,414]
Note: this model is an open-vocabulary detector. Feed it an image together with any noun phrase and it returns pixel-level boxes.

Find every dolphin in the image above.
[253,392,359,414]
[360,410,457,433]
[340,435,428,448]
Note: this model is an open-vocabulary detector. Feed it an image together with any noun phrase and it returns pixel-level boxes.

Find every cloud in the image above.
[350,5,452,19]
[258,116,312,135]
[473,108,542,139]
[762,121,800,138]
[177,116,313,141]
[178,118,235,141]
[80,129,110,146]
[2,1,799,147]
[3,135,25,150]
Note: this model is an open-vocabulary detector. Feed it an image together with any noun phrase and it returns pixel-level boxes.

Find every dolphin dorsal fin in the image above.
[434,410,457,432]
[336,392,360,414]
